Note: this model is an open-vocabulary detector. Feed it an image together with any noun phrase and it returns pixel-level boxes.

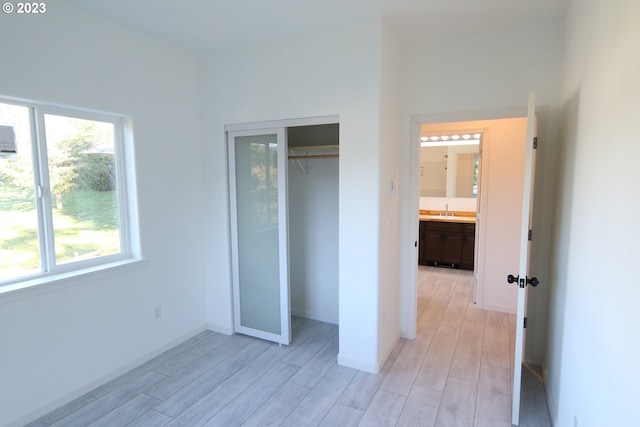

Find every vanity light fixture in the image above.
[420,133,481,147]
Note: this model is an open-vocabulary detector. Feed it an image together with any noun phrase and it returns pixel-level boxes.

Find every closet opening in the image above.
[226,117,339,346]
[287,124,339,327]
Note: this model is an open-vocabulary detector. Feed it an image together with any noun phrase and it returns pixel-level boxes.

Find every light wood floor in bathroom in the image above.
[27,267,551,426]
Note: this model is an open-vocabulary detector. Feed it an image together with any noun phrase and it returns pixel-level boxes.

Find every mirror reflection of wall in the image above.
[456,153,476,197]
[419,146,447,197]
[419,139,480,198]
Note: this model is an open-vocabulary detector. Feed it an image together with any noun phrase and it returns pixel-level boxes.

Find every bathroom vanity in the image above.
[418,213,476,270]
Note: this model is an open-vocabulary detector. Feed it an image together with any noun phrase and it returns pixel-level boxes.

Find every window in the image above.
[0,98,132,285]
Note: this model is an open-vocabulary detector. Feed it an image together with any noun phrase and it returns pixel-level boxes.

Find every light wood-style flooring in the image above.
[27,267,551,426]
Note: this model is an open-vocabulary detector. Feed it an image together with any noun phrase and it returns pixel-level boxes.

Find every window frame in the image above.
[0,96,135,287]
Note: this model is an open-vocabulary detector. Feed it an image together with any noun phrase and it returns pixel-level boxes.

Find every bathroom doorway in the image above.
[402,109,530,339]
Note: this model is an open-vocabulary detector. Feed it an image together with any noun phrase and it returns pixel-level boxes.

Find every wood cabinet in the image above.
[418,221,427,265]
[425,222,462,266]
[461,223,476,270]
[419,220,475,270]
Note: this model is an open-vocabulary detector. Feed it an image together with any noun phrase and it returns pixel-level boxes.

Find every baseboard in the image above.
[337,353,378,373]
[207,321,234,335]
[543,369,559,427]
[378,334,401,371]
[290,307,338,325]
[476,302,516,314]
[7,324,208,427]
[336,334,399,375]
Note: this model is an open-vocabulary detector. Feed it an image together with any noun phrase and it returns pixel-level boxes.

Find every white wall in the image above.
[199,20,388,372]
[404,20,565,115]
[546,0,640,425]
[288,157,339,324]
[0,1,207,425]
[419,197,477,213]
[377,20,405,365]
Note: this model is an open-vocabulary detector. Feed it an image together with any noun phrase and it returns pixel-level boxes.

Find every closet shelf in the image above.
[287,144,339,159]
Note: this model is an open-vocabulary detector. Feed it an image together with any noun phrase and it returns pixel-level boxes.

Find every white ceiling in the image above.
[64,0,570,52]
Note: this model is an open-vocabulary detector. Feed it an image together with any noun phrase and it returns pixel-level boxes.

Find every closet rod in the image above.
[288,154,339,160]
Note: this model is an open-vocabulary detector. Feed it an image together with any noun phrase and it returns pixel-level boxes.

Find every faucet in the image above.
[445,203,449,216]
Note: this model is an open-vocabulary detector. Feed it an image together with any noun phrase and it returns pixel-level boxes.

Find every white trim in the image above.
[227,130,240,339]
[224,115,339,132]
[404,104,535,340]
[113,115,132,260]
[0,94,128,119]
[290,308,338,325]
[415,107,528,125]
[278,128,292,345]
[401,117,421,339]
[121,116,141,259]
[30,106,50,271]
[34,108,56,270]
[338,335,400,374]
[544,373,559,427]
[0,96,137,287]
[475,302,516,314]
[234,324,289,344]
[337,353,379,374]
[207,322,235,336]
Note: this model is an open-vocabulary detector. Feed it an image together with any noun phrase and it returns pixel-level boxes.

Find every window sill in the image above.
[0,258,150,303]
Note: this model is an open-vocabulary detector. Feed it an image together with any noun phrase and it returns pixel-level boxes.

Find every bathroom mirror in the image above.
[420,144,479,198]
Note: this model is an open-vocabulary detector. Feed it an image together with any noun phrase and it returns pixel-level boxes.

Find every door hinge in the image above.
[528,229,532,241]
[524,317,527,328]
[533,137,538,149]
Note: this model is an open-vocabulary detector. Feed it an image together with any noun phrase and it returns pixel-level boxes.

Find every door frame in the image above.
[402,106,529,338]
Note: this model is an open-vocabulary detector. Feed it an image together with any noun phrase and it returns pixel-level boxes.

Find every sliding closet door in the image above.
[228,128,291,345]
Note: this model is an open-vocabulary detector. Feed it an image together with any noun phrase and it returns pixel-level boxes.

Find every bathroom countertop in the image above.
[419,211,476,224]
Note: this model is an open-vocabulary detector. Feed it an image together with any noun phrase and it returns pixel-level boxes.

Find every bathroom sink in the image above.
[419,214,476,223]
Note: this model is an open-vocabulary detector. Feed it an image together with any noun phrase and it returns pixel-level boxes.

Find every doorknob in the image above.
[507,274,539,288]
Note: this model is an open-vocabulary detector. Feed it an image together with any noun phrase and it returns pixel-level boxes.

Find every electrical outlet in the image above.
[154,305,162,320]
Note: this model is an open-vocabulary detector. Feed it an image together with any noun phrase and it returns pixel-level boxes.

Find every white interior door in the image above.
[228,128,291,345]
[511,92,538,425]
